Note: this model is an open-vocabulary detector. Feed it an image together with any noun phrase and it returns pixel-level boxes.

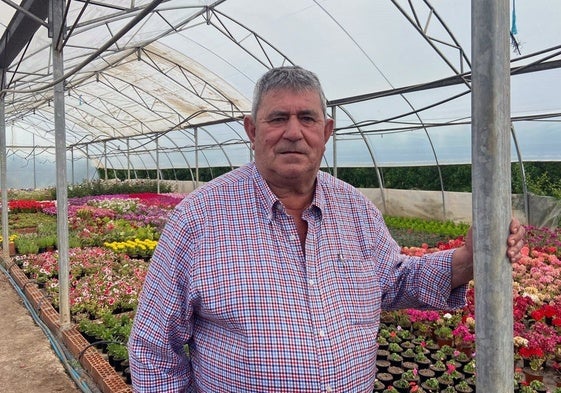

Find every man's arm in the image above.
[451,218,525,289]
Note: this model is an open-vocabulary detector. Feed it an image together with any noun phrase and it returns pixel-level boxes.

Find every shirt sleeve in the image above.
[379,243,468,311]
[128,202,199,392]
[365,204,468,312]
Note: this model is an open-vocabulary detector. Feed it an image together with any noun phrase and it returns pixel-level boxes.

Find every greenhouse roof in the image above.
[1,0,561,187]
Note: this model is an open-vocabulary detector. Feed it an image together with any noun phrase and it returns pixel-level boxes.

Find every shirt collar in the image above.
[251,162,325,221]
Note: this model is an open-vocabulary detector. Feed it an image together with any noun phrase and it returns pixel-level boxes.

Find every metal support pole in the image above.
[472,1,512,392]
[50,0,71,327]
[85,144,90,182]
[331,106,337,178]
[104,141,108,180]
[33,134,37,189]
[156,136,160,194]
[195,127,199,189]
[70,147,74,185]
[127,138,131,180]
[0,80,9,263]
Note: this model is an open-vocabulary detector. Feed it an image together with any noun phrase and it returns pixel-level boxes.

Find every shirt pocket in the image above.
[335,255,382,326]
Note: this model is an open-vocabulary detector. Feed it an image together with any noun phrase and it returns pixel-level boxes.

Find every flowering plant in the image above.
[518,345,547,371]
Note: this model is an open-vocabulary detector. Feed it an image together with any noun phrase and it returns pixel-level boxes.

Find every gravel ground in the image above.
[0,271,84,393]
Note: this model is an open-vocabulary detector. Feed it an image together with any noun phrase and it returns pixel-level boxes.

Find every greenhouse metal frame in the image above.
[1,1,561,391]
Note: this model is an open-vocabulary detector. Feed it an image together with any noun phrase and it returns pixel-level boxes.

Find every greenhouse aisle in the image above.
[0,271,83,393]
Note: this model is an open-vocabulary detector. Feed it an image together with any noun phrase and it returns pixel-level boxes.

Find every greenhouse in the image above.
[1,1,561,393]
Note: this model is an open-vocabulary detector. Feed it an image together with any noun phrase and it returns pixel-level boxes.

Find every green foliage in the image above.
[13,233,40,255]
[384,216,469,238]
[50,179,172,199]
[5,212,56,230]
[100,167,234,182]
[6,188,53,201]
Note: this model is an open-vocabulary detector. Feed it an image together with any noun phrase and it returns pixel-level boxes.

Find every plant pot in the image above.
[421,381,439,392]
[401,341,415,350]
[429,364,446,377]
[123,367,132,384]
[438,376,454,390]
[375,359,390,374]
[388,365,404,378]
[523,367,544,383]
[455,383,474,393]
[415,357,432,369]
[418,368,436,383]
[402,361,418,371]
[9,242,16,256]
[377,349,390,360]
[372,380,385,392]
[437,337,453,348]
[389,355,403,367]
[376,372,393,386]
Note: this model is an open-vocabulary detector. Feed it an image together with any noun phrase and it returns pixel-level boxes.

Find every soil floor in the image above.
[0,271,83,393]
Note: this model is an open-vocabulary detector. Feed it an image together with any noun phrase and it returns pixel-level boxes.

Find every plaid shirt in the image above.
[128,162,466,392]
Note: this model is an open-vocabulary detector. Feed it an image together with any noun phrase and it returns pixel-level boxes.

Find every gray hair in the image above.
[251,66,328,119]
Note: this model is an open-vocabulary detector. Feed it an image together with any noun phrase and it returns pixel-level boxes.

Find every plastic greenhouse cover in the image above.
[1,0,560,188]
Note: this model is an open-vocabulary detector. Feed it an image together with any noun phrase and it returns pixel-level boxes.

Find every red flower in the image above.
[530,304,558,321]
[531,309,545,321]
[518,345,544,359]
[446,363,457,374]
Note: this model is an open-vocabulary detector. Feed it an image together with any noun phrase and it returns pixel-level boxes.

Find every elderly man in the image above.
[128,66,525,392]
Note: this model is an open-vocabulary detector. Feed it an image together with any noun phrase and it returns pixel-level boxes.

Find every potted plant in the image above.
[529,379,548,392]
[388,342,403,353]
[429,359,446,375]
[14,233,40,255]
[392,377,410,391]
[519,345,547,382]
[434,324,453,346]
[402,348,416,361]
[402,369,419,383]
[455,379,474,393]
[453,349,471,368]
[421,377,439,392]
[373,379,386,392]
[519,386,535,393]
[106,342,129,371]
[418,368,435,383]
[437,372,454,389]
[378,335,389,350]
[463,359,476,376]
[414,351,431,367]
[377,372,394,386]
[376,358,391,374]
[388,352,403,367]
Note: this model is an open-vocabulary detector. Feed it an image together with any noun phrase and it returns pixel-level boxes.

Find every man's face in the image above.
[244,88,333,188]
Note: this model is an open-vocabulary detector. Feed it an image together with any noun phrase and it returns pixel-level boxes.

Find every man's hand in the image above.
[507,218,525,263]
[451,217,526,288]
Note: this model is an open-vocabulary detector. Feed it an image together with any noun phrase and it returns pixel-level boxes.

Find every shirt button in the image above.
[326,385,333,392]
[308,279,315,286]
[289,234,297,241]
[318,329,326,338]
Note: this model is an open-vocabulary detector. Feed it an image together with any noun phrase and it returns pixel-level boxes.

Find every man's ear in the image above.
[324,118,334,142]
[244,115,256,146]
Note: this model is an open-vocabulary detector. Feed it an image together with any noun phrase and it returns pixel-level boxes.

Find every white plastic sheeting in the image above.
[1,0,561,187]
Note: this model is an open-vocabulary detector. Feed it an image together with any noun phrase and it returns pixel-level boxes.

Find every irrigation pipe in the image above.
[0,262,99,393]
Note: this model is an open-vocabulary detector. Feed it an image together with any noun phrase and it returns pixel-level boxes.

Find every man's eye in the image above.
[267,117,287,124]
[300,116,316,124]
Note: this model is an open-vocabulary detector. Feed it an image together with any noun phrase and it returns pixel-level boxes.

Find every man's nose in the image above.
[284,115,303,140]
